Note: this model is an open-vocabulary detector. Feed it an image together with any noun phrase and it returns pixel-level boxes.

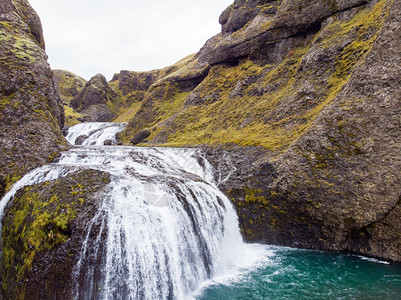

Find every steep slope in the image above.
[54,54,198,127]
[70,73,119,122]
[1,169,110,299]
[53,70,86,126]
[117,0,401,261]
[0,0,65,198]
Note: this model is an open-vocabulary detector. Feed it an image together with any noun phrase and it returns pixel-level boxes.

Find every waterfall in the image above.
[0,122,267,299]
[65,122,127,145]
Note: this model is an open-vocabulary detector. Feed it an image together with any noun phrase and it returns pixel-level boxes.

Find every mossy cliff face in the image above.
[54,54,199,127]
[1,169,111,300]
[0,0,66,198]
[53,70,86,127]
[117,0,401,261]
[70,73,119,122]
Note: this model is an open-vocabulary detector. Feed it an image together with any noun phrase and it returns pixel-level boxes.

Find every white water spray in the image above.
[0,122,270,299]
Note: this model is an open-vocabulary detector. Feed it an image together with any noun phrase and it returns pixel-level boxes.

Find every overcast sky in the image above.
[29,0,233,80]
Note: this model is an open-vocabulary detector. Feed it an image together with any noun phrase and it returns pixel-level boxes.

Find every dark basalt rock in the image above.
[0,0,66,199]
[74,135,88,145]
[103,139,113,146]
[1,169,111,300]
[197,0,367,67]
[113,70,158,96]
[62,125,69,137]
[199,0,401,260]
[130,129,151,145]
[219,0,281,34]
[70,74,117,122]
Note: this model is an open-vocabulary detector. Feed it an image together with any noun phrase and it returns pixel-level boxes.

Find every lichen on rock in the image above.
[115,0,401,262]
[53,70,86,127]
[0,0,66,198]
[1,169,111,300]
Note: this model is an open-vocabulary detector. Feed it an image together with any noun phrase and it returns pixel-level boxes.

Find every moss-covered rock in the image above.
[53,70,86,105]
[0,0,66,198]
[1,169,111,300]
[53,70,86,127]
[116,0,401,262]
[70,73,118,122]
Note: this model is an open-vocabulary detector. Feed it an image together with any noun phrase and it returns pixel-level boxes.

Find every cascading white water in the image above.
[65,122,127,145]
[0,122,270,299]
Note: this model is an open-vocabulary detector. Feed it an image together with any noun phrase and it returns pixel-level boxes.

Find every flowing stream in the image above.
[1,122,401,299]
[0,122,270,299]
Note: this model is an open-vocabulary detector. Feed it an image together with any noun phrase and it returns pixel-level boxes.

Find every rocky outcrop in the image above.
[3,0,399,266]
[53,70,86,126]
[130,128,150,145]
[70,74,118,122]
[1,169,110,299]
[198,0,401,262]
[53,70,86,104]
[118,0,401,261]
[0,0,66,198]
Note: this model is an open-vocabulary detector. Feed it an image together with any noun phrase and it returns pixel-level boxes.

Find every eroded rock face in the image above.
[53,70,86,105]
[200,0,401,262]
[1,169,111,300]
[113,70,159,96]
[220,0,281,34]
[70,74,117,122]
[120,0,401,262]
[197,0,368,66]
[0,0,66,198]
[53,70,87,126]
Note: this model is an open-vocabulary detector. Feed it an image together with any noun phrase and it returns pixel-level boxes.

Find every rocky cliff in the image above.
[1,169,110,299]
[2,0,400,276]
[0,0,66,198]
[113,0,401,261]
[53,70,86,127]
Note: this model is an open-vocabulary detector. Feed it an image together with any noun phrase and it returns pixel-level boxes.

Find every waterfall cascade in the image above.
[0,122,269,299]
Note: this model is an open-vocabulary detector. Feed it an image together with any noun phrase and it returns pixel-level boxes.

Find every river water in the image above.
[1,122,401,299]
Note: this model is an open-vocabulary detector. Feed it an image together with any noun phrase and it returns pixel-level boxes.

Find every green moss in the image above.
[1,173,22,195]
[113,102,142,122]
[12,37,37,63]
[244,188,269,205]
[2,188,75,288]
[126,0,390,151]
[1,170,111,299]
[53,70,87,105]
[64,104,83,127]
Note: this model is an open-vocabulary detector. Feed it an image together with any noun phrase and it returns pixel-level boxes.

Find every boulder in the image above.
[75,135,88,145]
[130,129,151,145]
[1,169,111,299]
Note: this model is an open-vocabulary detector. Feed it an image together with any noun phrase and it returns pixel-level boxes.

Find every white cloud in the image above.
[28,0,233,80]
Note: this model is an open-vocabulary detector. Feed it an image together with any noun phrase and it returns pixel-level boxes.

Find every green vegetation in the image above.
[53,70,87,105]
[64,104,83,126]
[1,170,111,299]
[119,0,390,151]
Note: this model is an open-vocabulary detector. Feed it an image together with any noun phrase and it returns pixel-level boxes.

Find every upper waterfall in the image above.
[65,122,127,146]
[0,122,270,299]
